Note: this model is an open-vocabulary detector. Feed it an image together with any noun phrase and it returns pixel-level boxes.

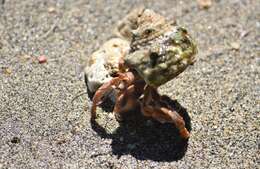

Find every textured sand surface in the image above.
[0,0,259,168]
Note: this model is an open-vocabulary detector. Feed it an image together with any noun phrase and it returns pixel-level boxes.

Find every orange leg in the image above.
[91,77,121,119]
[160,107,190,139]
[91,72,137,120]
[113,85,140,121]
[113,76,145,120]
[141,85,190,139]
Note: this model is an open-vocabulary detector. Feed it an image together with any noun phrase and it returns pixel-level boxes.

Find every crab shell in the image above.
[85,38,130,93]
[125,26,197,87]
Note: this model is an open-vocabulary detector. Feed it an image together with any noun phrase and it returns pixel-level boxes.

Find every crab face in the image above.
[125,26,197,87]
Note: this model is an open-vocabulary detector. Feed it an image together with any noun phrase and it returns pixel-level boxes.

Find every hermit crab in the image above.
[85,8,197,139]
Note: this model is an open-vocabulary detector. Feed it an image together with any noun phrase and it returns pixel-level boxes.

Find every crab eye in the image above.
[144,28,154,35]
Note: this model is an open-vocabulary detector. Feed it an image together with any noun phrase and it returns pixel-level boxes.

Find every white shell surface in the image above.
[85,38,130,93]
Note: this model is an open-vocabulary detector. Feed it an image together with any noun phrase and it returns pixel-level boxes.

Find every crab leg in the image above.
[160,107,190,139]
[91,72,137,120]
[114,80,145,113]
[91,77,121,119]
[113,74,145,119]
[113,85,138,120]
[141,85,190,139]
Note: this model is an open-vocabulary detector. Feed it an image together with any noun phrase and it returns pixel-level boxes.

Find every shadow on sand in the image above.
[90,96,191,162]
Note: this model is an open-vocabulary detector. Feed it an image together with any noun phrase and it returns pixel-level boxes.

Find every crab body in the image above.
[86,8,197,139]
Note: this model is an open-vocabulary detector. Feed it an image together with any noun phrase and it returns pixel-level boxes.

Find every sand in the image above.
[0,0,259,168]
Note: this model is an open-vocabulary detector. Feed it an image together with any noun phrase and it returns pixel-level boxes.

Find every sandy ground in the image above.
[0,0,259,168]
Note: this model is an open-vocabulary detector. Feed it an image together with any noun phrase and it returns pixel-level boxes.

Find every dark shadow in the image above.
[85,76,191,162]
